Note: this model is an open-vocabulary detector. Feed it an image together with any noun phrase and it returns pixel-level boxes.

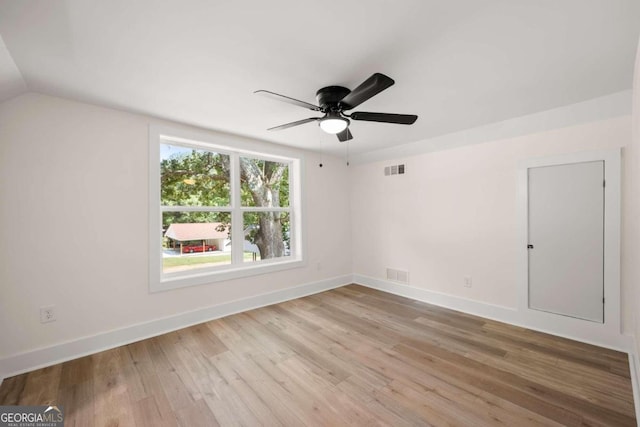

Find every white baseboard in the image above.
[353,274,632,353]
[353,274,519,323]
[630,336,640,424]
[0,274,353,381]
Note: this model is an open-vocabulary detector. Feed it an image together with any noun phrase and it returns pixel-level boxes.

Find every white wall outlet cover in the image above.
[40,306,56,323]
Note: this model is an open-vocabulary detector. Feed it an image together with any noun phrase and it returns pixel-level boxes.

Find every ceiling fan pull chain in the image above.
[346,140,350,167]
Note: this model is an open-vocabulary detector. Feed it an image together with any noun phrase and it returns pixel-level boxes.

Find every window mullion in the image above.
[231,153,243,265]
[290,159,300,259]
[161,206,231,213]
[240,207,291,213]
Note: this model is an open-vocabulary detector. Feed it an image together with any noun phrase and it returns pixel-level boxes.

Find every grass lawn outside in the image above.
[163,252,259,269]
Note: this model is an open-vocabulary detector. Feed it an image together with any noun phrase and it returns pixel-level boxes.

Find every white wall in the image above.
[350,115,632,328]
[625,37,640,418]
[0,93,352,364]
[630,39,640,358]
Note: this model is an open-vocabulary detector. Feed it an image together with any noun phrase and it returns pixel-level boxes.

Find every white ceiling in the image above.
[0,0,639,157]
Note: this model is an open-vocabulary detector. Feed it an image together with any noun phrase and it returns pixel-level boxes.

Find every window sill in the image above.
[150,258,306,293]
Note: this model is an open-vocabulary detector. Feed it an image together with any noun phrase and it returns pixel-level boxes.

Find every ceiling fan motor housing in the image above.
[316,86,350,111]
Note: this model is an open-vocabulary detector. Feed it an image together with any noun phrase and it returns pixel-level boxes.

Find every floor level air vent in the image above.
[386,268,409,284]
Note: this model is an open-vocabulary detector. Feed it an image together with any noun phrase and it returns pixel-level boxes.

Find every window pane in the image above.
[162,212,232,273]
[240,158,289,207]
[243,212,290,263]
[161,143,230,207]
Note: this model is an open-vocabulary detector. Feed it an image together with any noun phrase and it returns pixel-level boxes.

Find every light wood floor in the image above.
[0,285,636,426]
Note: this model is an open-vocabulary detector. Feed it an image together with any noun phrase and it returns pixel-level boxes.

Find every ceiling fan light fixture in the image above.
[257,73,417,141]
[319,113,349,134]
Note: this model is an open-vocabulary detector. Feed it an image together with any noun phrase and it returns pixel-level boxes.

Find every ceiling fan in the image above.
[255,73,418,142]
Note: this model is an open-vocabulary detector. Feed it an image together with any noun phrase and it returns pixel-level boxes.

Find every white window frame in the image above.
[149,124,305,292]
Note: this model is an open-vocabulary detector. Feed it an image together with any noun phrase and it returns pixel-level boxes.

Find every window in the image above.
[149,126,303,291]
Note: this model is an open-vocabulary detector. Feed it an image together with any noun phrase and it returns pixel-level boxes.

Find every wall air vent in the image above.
[384,164,406,176]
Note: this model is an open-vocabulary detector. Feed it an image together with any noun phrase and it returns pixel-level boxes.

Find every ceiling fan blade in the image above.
[350,111,418,125]
[339,73,395,110]
[267,117,319,131]
[255,90,321,111]
[336,127,353,142]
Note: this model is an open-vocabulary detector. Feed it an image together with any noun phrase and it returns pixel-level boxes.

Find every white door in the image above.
[527,161,604,323]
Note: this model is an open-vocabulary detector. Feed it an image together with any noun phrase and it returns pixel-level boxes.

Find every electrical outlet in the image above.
[40,306,56,323]
[463,276,472,288]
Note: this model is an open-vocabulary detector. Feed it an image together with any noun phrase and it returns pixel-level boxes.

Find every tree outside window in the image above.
[159,142,294,276]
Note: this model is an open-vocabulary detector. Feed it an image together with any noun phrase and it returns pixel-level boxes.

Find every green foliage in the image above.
[160,145,291,257]
[279,166,290,207]
[161,146,230,208]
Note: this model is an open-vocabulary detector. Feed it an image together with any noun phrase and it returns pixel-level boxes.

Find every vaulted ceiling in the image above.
[1,0,639,157]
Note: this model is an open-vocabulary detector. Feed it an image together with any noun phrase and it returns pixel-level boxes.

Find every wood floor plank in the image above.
[220,313,294,363]
[482,320,630,374]
[131,396,178,427]
[119,343,149,403]
[174,398,220,427]
[185,324,228,358]
[215,351,305,426]
[91,348,136,427]
[145,338,196,414]
[337,377,416,427]
[394,341,635,426]
[60,354,94,386]
[58,381,95,427]
[210,351,284,426]
[13,364,61,406]
[322,289,509,359]
[245,353,335,427]
[124,341,179,425]
[414,314,634,409]
[0,285,635,426]
[277,356,380,426]
[0,375,27,405]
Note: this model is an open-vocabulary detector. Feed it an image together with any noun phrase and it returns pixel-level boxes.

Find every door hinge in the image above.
[603,180,606,188]
[603,297,605,303]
